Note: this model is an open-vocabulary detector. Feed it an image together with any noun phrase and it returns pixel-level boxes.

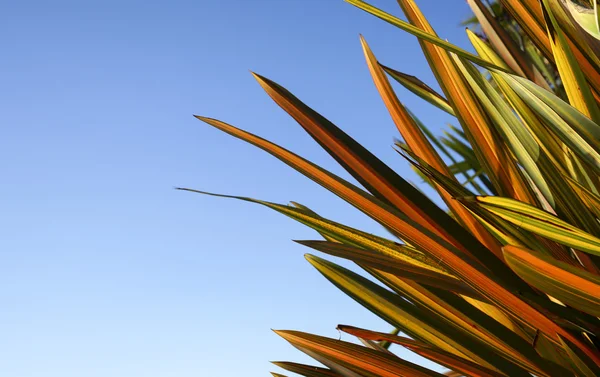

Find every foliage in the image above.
[181,0,600,375]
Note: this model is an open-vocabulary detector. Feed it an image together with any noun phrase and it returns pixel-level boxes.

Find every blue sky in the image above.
[1,1,474,375]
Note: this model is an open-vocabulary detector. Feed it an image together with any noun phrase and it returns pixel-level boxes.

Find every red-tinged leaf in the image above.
[338,325,506,377]
[275,330,452,377]
[361,36,503,259]
[272,362,343,377]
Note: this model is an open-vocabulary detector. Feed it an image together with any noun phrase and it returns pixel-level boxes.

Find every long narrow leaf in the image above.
[338,325,506,377]
[541,0,600,123]
[472,196,600,257]
[252,72,499,263]
[275,330,447,377]
[296,240,477,297]
[345,0,508,71]
[272,362,343,377]
[189,117,600,363]
[504,245,600,317]
[361,36,502,257]
[381,65,455,115]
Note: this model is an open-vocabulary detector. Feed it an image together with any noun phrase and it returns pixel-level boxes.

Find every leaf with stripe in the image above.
[338,325,506,377]
[541,0,600,123]
[272,362,343,377]
[275,330,447,377]
[381,65,455,115]
[188,117,600,363]
[392,0,538,204]
[563,0,600,40]
[472,196,600,257]
[304,253,493,362]
[295,239,477,297]
[503,245,600,317]
[345,0,507,71]
[491,71,600,171]
[559,335,600,377]
[360,36,501,256]
[466,0,550,88]
[251,71,495,263]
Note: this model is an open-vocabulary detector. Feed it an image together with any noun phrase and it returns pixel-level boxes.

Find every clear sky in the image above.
[1,1,475,376]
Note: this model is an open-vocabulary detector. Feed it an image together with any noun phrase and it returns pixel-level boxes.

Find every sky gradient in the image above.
[2,1,474,375]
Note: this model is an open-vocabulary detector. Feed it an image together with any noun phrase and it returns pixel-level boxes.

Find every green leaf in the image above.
[466,0,550,88]
[452,53,554,207]
[345,0,508,72]
[469,31,600,240]
[494,71,600,171]
[361,37,502,256]
[541,0,600,124]
[304,254,483,361]
[354,269,566,377]
[564,0,600,40]
[381,65,455,115]
[407,111,488,195]
[472,196,600,257]
[398,147,565,259]
[296,240,477,297]
[177,188,466,286]
[519,291,600,336]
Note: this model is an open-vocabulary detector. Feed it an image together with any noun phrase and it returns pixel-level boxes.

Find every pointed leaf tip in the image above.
[251,71,269,84]
[194,115,213,123]
[304,253,318,263]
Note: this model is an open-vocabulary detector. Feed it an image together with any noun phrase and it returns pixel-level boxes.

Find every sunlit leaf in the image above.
[504,245,600,317]
[381,65,455,115]
[564,0,600,40]
[338,325,506,377]
[541,0,600,123]
[345,0,508,71]
[275,330,448,377]
[296,240,477,297]
[472,196,600,257]
[272,362,343,377]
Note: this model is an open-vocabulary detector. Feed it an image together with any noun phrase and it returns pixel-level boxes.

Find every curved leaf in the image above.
[564,0,600,40]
